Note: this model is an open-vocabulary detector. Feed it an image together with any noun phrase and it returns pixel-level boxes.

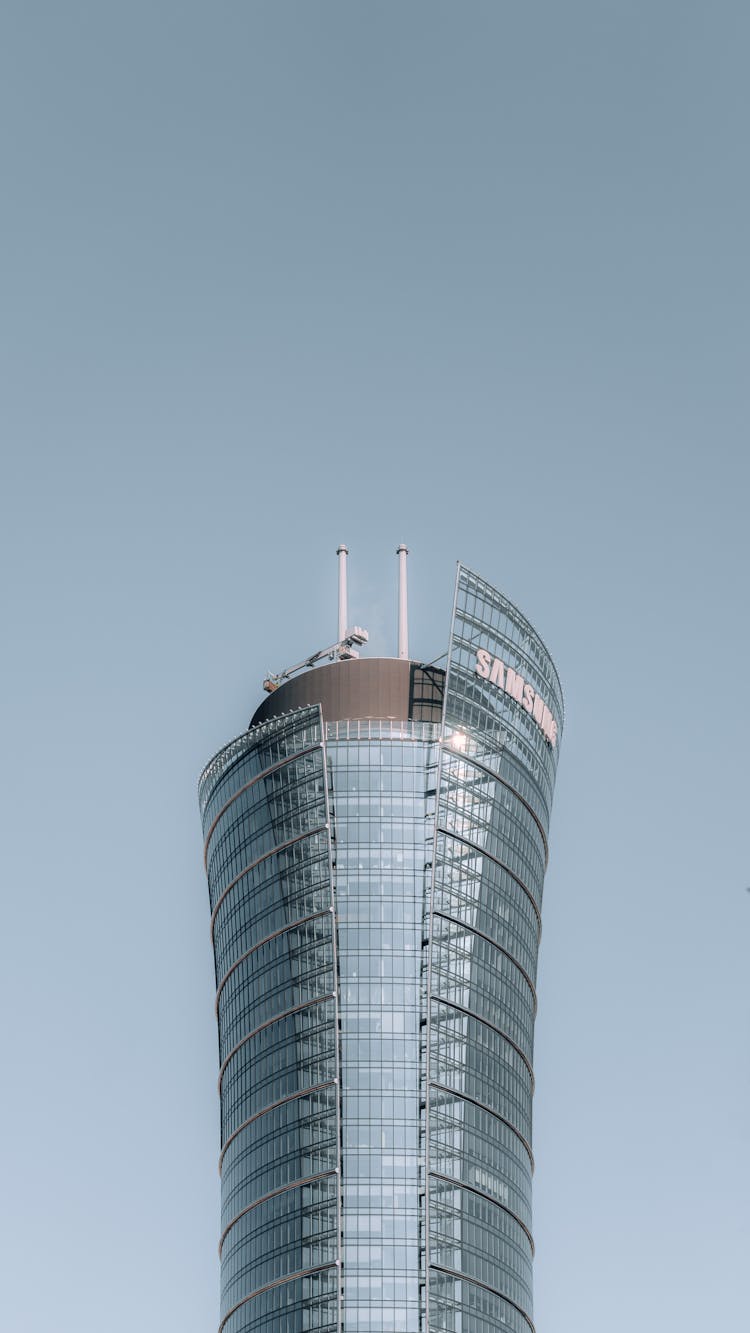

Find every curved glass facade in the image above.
[199,564,563,1333]
[423,564,563,1333]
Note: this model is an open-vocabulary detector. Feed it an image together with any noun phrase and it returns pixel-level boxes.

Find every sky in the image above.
[1,3,748,1329]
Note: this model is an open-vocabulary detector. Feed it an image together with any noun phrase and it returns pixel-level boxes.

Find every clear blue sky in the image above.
[1,4,747,1329]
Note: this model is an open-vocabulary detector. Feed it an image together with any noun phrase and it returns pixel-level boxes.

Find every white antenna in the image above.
[397,543,409,659]
[337,544,349,643]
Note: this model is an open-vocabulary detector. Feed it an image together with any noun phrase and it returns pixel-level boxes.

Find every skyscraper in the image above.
[198,556,563,1333]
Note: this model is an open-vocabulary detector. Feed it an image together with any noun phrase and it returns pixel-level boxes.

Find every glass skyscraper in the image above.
[198,563,563,1333]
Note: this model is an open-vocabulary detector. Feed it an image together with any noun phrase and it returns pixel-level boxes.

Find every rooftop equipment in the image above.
[262,542,369,692]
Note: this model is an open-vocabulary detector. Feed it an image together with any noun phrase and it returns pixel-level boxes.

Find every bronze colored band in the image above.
[436,826,542,932]
[210,825,329,941]
[428,1170,534,1255]
[431,909,537,1015]
[218,1169,338,1256]
[215,910,332,1014]
[218,993,335,1091]
[429,1080,534,1171]
[203,743,322,867]
[219,1081,336,1174]
[429,1264,535,1333]
[217,1262,338,1333]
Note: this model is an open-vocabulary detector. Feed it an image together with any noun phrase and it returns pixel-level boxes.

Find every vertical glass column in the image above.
[327,723,439,1333]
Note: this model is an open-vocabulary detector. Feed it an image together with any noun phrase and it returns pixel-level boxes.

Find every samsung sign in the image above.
[475,649,558,748]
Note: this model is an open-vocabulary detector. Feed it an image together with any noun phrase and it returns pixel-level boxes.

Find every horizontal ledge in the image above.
[429,1264,535,1333]
[436,826,542,932]
[218,994,336,1090]
[210,826,330,939]
[428,995,535,1087]
[218,1262,339,1333]
[431,909,537,1014]
[428,1080,534,1172]
[219,1082,337,1174]
[440,745,549,865]
[204,743,323,867]
[215,910,333,1013]
[219,1169,338,1256]
[429,1170,534,1254]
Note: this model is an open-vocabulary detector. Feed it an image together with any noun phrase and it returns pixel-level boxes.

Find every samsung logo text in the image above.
[475,649,558,747]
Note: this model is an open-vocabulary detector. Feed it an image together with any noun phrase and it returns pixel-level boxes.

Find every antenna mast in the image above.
[337,544,349,643]
[397,543,409,659]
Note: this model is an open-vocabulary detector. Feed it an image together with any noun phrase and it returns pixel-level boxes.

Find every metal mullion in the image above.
[320,720,344,1333]
[423,559,460,1331]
